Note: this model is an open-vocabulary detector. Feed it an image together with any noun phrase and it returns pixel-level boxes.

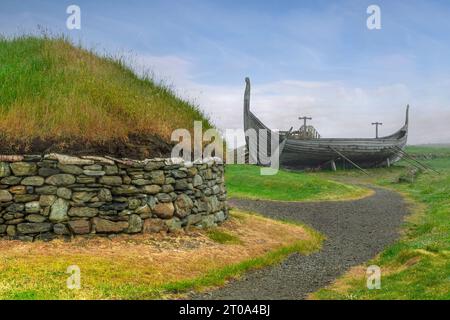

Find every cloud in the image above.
[128,52,450,147]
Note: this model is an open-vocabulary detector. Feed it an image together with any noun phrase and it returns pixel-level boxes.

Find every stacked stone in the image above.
[0,154,228,241]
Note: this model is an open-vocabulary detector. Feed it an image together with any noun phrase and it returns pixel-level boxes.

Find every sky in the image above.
[1,0,450,145]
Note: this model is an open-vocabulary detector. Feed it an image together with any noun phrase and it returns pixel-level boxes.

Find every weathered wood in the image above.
[243,78,409,169]
[371,122,383,138]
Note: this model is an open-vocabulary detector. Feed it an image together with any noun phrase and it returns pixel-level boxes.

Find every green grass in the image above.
[207,229,243,245]
[0,210,324,299]
[312,150,450,300]
[0,35,212,144]
[405,145,450,158]
[225,164,370,201]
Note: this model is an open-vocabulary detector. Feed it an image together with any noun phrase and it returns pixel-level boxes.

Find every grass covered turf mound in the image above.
[0,36,213,159]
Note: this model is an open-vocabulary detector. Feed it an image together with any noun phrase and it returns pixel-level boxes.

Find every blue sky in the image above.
[1,0,450,144]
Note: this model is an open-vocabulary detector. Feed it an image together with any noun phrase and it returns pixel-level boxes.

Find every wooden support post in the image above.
[331,160,337,172]
[386,158,391,168]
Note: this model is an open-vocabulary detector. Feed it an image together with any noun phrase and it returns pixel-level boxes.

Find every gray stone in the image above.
[84,164,103,171]
[68,207,98,217]
[72,191,96,203]
[25,214,46,223]
[131,179,151,186]
[17,222,52,234]
[186,213,203,226]
[0,225,6,233]
[38,167,60,177]
[143,218,167,233]
[0,190,13,202]
[10,162,37,176]
[14,194,39,203]
[171,170,187,178]
[57,164,83,175]
[164,218,182,232]
[156,193,172,203]
[56,187,72,199]
[83,170,105,176]
[6,203,25,212]
[112,186,138,195]
[98,188,112,202]
[93,218,128,233]
[165,177,176,184]
[119,209,132,216]
[21,176,45,186]
[104,165,119,175]
[135,205,151,216]
[199,215,216,228]
[153,202,174,219]
[6,225,16,236]
[49,198,69,222]
[76,176,96,184]
[68,219,91,234]
[53,223,70,235]
[187,167,198,177]
[99,176,122,186]
[175,179,190,190]
[39,195,56,207]
[1,176,22,185]
[205,196,221,213]
[147,196,156,210]
[45,174,76,186]
[161,184,174,193]
[192,174,203,187]
[143,184,161,195]
[0,162,11,177]
[212,185,221,195]
[174,194,194,218]
[144,161,165,171]
[128,198,141,210]
[214,211,226,222]
[150,170,165,185]
[100,202,128,211]
[127,214,143,233]
[25,201,41,213]
[36,185,58,195]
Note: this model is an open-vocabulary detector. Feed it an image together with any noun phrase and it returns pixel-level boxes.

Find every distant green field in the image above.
[225,164,371,201]
[406,145,450,158]
[313,151,450,300]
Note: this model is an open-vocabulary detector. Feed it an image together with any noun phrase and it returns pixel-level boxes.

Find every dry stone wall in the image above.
[0,154,228,241]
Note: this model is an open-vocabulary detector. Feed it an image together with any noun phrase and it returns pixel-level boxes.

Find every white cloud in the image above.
[127,53,450,146]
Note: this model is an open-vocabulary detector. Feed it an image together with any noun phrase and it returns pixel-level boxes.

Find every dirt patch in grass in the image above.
[0,209,320,299]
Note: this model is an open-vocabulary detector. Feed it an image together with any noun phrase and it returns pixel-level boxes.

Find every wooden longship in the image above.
[243,78,409,169]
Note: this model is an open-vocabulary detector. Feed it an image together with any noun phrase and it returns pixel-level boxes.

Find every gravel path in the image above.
[194,187,409,299]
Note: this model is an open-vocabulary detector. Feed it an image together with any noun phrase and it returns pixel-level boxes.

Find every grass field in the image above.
[225,164,371,201]
[312,146,450,299]
[0,36,212,145]
[0,209,322,299]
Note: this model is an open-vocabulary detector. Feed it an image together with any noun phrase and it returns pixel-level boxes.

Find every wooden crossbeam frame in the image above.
[329,146,370,175]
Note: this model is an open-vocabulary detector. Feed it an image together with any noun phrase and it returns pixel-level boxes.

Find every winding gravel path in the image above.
[194,187,409,299]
